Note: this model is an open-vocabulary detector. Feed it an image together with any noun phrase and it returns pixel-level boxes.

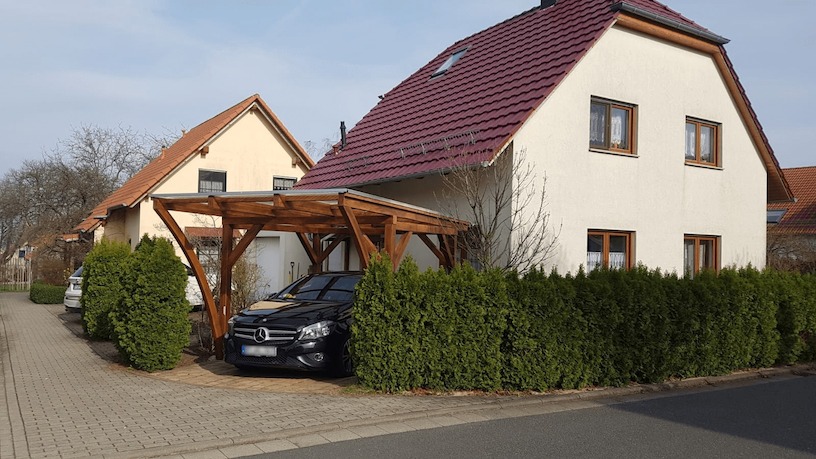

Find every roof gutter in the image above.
[610,2,729,45]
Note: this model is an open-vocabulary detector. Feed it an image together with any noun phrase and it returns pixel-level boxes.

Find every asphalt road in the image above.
[248,375,816,458]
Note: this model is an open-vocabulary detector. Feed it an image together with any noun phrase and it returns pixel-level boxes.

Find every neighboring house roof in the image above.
[76,94,313,233]
[768,167,816,235]
[296,0,792,202]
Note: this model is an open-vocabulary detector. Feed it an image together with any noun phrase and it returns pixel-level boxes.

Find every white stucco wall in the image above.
[509,25,768,274]
[358,25,768,275]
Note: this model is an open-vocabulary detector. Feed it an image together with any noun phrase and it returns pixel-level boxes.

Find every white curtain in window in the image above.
[685,123,696,160]
[700,126,713,162]
[609,252,626,270]
[590,104,606,145]
[610,112,623,146]
[684,240,695,277]
[587,251,602,271]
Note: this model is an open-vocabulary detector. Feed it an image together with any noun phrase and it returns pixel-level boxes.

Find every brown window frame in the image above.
[685,118,720,167]
[589,98,636,155]
[683,235,720,277]
[587,230,634,271]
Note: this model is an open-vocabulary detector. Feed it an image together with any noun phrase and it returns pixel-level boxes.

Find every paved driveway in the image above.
[0,293,494,458]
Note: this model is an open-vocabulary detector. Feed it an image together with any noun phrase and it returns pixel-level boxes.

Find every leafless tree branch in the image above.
[437,145,560,273]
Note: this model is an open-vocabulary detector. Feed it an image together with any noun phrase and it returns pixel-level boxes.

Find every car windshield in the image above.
[275,274,361,302]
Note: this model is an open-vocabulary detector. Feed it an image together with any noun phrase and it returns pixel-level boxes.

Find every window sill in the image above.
[685,161,722,171]
[589,148,638,158]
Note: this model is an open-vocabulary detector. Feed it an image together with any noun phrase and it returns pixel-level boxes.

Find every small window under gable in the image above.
[199,170,226,193]
[273,176,297,191]
[431,47,468,78]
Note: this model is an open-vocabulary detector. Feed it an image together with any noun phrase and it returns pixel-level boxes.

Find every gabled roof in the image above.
[76,94,313,233]
[296,0,792,202]
[768,167,816,235]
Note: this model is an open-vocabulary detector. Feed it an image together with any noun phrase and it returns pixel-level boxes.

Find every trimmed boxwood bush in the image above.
[352,255,816,393]
[81,239,131,340]
[110,235,191,371]
[29,282,65,304]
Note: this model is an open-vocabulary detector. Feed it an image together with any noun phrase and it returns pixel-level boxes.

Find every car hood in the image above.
[234,299,349,326]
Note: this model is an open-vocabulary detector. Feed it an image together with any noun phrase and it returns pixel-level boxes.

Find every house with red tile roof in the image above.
[768,166,816,271]
[297,0,792,275]
[76,94,315,293]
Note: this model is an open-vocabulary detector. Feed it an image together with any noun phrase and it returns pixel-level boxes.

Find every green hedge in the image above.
[110,235,191,371]
[352,256,816,392]
[29,282,65,304]
[81,239,131,340]
[353,255,506,391]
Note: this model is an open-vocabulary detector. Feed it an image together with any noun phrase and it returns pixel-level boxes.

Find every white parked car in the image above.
[63,264,204,313]
[63,266,83,312]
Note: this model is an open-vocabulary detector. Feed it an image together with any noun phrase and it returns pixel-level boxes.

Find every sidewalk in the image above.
[1,292,813,459]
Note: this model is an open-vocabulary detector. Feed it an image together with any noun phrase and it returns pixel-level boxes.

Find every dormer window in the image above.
[431,48,468,78]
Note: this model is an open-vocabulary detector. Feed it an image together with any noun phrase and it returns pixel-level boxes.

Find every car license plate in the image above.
[241,345,277,357]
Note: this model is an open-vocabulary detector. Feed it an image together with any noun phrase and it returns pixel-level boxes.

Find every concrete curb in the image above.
[104,362,816,459]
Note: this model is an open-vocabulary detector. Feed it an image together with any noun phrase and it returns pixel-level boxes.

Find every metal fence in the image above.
[0,259,32,291]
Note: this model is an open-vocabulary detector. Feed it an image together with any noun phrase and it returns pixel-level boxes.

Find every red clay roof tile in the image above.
[769,167,816,235]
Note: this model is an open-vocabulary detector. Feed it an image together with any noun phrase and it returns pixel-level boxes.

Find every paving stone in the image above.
[254,439,298,453]
[376,422,417,434]
[218,443,265,458]
[180,450,228,459]
[319,429,363,443]
[348,425,391,438]
[288,433,329,448]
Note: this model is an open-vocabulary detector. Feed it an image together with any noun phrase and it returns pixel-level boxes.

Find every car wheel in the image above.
[333,337,354,377]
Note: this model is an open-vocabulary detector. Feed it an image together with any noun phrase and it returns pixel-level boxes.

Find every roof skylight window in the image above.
[431,48,468,78]
[767,209,787,224]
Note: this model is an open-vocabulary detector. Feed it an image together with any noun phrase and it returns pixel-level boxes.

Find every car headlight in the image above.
[298,321,334,341]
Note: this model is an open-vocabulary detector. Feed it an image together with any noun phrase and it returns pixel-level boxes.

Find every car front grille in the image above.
[233,324,298,345]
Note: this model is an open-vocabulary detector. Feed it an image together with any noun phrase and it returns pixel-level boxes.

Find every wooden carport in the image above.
[151,189,468,358]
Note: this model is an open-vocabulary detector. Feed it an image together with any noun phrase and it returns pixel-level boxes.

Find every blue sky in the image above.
[0,0,813,175]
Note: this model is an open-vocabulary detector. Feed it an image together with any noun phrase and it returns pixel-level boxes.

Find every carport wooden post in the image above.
[153,198,225,358]
[219,223,234,339]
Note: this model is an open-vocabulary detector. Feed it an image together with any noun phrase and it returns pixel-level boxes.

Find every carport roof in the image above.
[151,188,468,236]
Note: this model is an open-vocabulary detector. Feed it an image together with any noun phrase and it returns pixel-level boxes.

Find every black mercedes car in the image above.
[224,272,362,376]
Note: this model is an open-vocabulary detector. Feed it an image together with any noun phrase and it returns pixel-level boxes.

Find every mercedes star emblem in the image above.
[254,327,269,343]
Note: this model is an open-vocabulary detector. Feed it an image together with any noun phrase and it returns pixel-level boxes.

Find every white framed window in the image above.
[273,176,297,191]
